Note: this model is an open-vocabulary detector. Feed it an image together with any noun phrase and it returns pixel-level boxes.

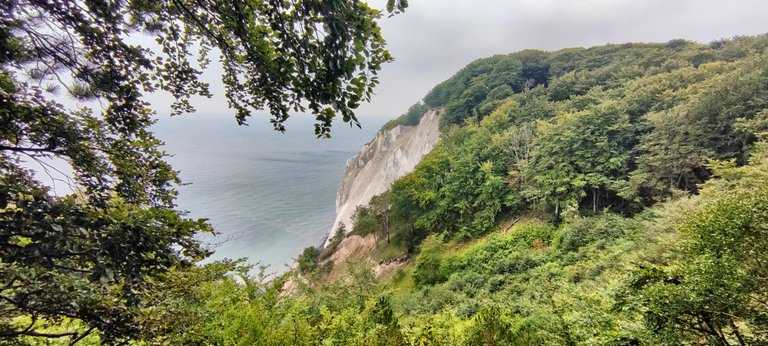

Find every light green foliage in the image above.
[158,140,768,345]
[157,264,410,345]
[388,212,650,345]
[382,35,768,241]
[412,235,448,286]
[388,110,516,241]
[463,306,517,345]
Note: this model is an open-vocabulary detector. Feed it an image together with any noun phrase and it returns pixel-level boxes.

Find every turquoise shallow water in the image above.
[153,114,385,274]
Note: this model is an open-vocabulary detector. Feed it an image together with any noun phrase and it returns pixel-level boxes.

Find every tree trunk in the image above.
[730,318,746,346]
[703,317,730,346]
[593,187,597,213]
[385,213,390,244]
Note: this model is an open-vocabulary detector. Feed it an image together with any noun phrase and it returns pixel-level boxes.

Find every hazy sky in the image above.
[147,0,768,128]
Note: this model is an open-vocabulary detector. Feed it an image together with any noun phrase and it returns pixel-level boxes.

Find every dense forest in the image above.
[3,3,768,341]
[288,35,768,346]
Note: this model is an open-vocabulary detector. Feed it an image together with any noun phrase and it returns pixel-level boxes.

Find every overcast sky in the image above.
[150,0,768,128]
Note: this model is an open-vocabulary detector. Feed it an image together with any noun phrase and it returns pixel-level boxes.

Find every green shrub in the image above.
[320,224,346,260]
[553,213,631,253]
[412,235,449,286]
[298,246,320,274]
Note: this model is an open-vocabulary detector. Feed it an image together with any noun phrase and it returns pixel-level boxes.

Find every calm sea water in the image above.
[153,114,386,274]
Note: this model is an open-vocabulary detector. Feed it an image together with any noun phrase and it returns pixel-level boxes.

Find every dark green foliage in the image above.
[504,87,557,125]
[529,100,635,215]
[443,81,493,124]
[547,71,595,101]
[298,246,321,274]
[353,205,379,236]
[518,50,551,88]
[423,55,524,126]
[387,111,515,241]
[352,193,393,244]
[422,38,768,129]
[221,35,768,345]
[632,54,768,197]
[257,36,768,345]
[378,35,768,243]
[381,101,429,131]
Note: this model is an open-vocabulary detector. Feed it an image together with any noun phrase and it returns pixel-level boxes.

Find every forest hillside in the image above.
[282,34,768,346]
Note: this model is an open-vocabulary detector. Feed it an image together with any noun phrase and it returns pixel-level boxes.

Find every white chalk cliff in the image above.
[323,108,442,247]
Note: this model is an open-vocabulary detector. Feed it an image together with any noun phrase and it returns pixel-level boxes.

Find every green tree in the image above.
[631,106,714,196]
[529,101,634,216]
[352,192,393,244]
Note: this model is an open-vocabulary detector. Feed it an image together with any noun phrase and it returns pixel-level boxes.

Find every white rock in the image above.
[323,108,442,247]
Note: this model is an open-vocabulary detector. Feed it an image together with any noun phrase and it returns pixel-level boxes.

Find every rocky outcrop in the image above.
[323,108,442,247]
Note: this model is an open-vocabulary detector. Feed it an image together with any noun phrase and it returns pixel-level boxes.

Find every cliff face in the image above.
[323,108,442,247]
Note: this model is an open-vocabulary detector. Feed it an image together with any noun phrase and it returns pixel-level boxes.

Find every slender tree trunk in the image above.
[408,224,414,254]
[730,319,746,346]
[385,213,390,244]
[593,187,597,213]
[703,317,730,346]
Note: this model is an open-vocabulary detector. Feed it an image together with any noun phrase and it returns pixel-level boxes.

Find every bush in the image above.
[553,213,630,253]
[298,246,320,274]
[320,224,346,260]
[412,235,449,286]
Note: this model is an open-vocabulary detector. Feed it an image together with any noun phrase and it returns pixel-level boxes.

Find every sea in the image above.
[153,114,386,274]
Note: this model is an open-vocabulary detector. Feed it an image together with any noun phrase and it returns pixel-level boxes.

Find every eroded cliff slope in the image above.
[323,108,442,246]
